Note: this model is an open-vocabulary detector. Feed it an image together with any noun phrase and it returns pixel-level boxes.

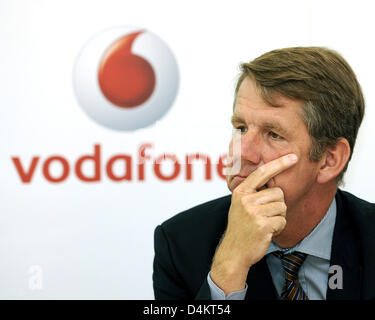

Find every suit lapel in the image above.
[245,257,278,300]
[326,190,362,300]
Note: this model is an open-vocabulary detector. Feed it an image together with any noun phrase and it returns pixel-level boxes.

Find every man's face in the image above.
[227,77,322,213]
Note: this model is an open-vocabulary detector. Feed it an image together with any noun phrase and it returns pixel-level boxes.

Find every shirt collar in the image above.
[266,197,337,260]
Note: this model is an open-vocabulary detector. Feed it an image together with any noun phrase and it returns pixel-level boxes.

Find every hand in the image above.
[210,153,298,295]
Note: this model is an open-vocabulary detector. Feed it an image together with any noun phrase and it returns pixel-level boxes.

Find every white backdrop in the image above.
[1,0,374,299]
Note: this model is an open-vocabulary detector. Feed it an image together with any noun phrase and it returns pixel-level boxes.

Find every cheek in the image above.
[273,163,297,187]
[276,159,319,203]
[271,165,303,207]
[262,145,305,190]
[261,143,294,164]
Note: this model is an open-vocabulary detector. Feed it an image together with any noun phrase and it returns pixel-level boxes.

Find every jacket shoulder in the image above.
[337,190,375,298]
[337,189,375,247]
[155,194,232,296]
[338,189,375,218]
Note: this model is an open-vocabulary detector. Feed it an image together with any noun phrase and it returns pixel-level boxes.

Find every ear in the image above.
[316,138,351,184]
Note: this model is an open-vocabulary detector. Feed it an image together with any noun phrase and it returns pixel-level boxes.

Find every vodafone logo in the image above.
[73,27,179,131]
[10,27,241,185]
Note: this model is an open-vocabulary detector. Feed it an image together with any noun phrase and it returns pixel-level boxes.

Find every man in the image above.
[153,47,375,300]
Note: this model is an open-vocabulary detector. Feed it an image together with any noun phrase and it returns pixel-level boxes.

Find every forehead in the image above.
[234,77,304,126]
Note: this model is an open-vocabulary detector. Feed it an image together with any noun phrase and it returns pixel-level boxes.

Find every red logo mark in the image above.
[98,31,156,108]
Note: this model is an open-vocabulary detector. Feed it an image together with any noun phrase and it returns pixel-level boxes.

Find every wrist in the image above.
[210,258,249,296]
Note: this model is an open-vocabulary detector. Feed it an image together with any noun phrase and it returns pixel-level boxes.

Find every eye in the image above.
[236,125,247,134]
[268,131,283,140]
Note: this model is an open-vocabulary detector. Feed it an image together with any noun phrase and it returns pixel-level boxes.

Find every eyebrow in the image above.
[231,115,289,137]
[263,122,289,137]
[231,114,245,125]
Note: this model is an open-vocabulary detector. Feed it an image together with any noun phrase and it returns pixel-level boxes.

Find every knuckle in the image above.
[232,186,241,197]
[280,217,287,228]
[232,187,243,199]
[251,205,261,216]
[245,193,257,203]
[274,217,286,231]
[252,195,264,205]
[254,218,266,231]
[276,202,287,216]
[280,202,287,211]
[275,187,284,199]
[240,196,248,207]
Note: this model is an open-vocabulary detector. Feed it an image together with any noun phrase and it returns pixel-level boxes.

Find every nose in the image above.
[240,129,262,165]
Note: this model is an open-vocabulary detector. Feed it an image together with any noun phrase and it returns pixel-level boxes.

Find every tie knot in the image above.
[273,251,307,281]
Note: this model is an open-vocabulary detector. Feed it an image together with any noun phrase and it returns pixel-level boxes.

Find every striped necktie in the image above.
[273,251,309,300]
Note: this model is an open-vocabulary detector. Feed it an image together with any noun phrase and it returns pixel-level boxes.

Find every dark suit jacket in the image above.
[153,189,375,300]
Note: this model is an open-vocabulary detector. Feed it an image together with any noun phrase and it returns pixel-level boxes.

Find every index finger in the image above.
[237,154,298,193]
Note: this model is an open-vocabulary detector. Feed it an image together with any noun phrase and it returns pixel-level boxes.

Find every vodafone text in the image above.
[11,143,231,183]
